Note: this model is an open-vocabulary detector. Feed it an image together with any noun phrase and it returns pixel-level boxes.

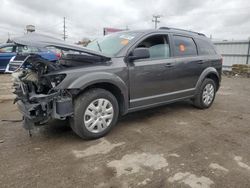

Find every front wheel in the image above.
[70,88,119,139]
[192,78,216,109]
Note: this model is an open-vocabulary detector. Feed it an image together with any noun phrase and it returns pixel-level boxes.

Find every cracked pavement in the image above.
[0,75,250,188]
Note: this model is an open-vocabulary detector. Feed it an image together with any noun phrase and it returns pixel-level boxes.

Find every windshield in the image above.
[87,32,140,56]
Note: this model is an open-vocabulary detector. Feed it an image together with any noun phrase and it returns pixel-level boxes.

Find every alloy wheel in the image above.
[202,83,215,106]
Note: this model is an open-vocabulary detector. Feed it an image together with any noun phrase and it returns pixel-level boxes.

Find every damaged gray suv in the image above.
[13,28,222,139]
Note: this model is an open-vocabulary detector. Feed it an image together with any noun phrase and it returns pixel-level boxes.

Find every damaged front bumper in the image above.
[16,90,73,130]
[11,55,74,130]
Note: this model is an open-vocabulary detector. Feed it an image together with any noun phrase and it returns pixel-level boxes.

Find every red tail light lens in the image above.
[56,53,61,59]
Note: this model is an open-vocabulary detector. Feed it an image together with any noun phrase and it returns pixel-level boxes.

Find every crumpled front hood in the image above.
[12,33,110,59]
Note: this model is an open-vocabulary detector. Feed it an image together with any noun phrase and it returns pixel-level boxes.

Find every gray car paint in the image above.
[16,29,222,116]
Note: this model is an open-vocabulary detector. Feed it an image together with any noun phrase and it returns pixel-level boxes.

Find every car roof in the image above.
[116,28,207,40]
[115,28,210,57]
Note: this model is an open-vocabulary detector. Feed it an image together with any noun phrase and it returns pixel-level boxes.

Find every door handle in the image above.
[165,63,174,68]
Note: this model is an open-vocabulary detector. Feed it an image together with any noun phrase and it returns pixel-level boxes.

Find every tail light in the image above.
[56,53,61,59]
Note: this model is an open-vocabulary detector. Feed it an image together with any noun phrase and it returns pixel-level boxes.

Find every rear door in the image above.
[170,35,205,90]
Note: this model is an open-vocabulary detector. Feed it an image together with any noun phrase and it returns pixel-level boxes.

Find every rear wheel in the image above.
[193,78,216,109]
[70,88,119,139]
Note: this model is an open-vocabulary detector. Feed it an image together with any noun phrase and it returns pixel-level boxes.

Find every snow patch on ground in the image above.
[234,156,250,170]
[175,121,188,125]
[107,152,168,176]
[168,172,214,188]
[217,91,233,96]
[168,153,180,158]
[137,178,151,186]
[72,139,125,158]
[209,163,229,172]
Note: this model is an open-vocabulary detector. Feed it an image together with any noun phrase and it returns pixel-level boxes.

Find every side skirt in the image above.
[127,95,194,113]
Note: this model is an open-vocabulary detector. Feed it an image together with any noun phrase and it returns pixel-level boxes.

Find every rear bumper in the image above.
[0,67,6,73]
[6,55,30,73]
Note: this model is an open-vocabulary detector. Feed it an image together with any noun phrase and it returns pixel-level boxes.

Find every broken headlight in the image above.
[47,74,66,87]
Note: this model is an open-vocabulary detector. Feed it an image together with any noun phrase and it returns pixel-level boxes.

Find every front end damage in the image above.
[13,55,73,130]
[11,36,111,131]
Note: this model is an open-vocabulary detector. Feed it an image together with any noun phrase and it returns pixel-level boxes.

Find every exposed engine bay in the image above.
[10,34,111,131]
[12,55,75,130]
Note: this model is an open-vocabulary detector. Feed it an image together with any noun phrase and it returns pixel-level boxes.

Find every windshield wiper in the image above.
[96,41,102,52]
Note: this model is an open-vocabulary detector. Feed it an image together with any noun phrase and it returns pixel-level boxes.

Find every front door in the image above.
[128,34,177,108]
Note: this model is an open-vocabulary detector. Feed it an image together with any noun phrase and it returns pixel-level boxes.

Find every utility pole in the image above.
[63,17,67,41]
[152,15,161,29]
[246,37,250,65]
[7,32,11,43]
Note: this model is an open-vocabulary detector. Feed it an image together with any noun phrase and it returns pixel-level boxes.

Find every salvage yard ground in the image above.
[0,74,250,188]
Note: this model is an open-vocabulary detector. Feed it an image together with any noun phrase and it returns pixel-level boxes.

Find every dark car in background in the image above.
[5,45,63,73]
[12,28,222,139]
[2,43,59,73]
[0,43,16,72]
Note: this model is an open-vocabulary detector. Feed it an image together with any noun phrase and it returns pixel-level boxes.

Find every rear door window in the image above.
[173,35,197,57]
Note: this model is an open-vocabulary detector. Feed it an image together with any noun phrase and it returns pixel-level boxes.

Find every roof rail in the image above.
[159,27,206,36]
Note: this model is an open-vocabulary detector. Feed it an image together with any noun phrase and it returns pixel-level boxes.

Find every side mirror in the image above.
[128,48,150,61]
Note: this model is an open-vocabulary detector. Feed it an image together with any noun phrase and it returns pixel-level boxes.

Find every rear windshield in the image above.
[17,45,40,53]
[87,32,140,56]
[0,45,14,53]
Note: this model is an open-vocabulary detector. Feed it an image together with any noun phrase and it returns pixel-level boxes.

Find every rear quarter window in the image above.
[195,38,217,55]
[173,35,197,57]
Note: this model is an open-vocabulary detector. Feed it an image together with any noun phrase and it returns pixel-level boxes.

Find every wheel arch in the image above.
[81,82,128,115]
[195,67,220,93]
[67,72,129,115]
[205,73,220,91]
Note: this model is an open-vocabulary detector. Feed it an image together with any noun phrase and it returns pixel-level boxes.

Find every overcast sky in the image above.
[0,0,250,43]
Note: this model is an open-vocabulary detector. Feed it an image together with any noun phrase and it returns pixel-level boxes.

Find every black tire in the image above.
[70,88,119,139]
[192,78,216,109]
